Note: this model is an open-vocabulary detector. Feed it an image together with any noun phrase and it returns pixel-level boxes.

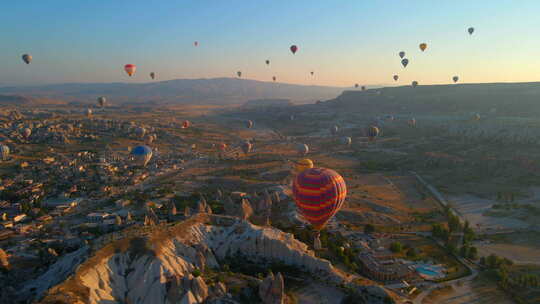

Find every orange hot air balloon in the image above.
[419,43,427,52]
[292,168,347,230]
[290,45,298,54]
[124,64,136,77]
[182,120,191,129]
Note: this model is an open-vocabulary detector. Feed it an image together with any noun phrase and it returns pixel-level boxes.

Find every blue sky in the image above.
[1,0,540,86]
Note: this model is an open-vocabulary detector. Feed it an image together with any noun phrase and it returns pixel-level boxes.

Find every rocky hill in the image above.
[34,214,391,304]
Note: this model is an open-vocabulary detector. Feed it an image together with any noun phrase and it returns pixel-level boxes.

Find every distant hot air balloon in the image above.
[182,120,191,129]
[241,140,252,154]
[86,108,93,118]
[473,113,481,121]
[367,126,379,142]
[393,75,399,81]
[412,81,419,88]
[453,76,459,83]
[135,126,146,138]
[330,125,339,135]
[292,167,347,230]
[401,58,409,68]
[297,143,309,156]
[419,43,427,52]
[355,84,359,88]
[290,45,298,54]
[361,86,366,91]
[218,143,227,151]
[272,76,276,82]
[150,72,156,80]
[237,71,242,77]
[22,128,32,139]
[0,144,10,161]
[194,41,199,47]
[408,118,416,128]
[22,54,32,64]
[131,145,152,167]
[468,27,474,35]
[97,96,106,108]
[399,51,405,59]
[290,115,295,121]
[294,158,313,173]
[265,60,270,65]
[245,120,253,129]
[124,64,136,77]
[341,136,352,146]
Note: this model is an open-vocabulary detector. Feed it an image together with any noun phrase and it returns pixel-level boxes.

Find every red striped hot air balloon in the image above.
[124,64,136,77]
[292,168,347,230]
[290,45,298,54]
[182,120,191,129]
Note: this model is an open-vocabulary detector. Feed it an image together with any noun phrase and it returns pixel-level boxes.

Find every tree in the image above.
[364,224,375,234]
[390,242,403,253]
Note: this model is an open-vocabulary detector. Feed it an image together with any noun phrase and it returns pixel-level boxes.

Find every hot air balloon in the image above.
[22,54,32,64]
[340,136,352,146]
[0,144,10,161]
[419,43,427,52]
[135,127,146,138]
[124,64,136,77]
[272,76,276,82]
[367,126,379,142]
[290,45,298,54]
[292,167,347,230]
[241,140,252,154]
[310,71,314,76]
[399,51,405,59]
[245,120,253,129]
[355,84,359,88]
[218,143,227,151]
[131,145,152,167]
[408,118,416,128]
[361,86,366,91]
[401,58,409,68]
[150,72,156,80]
[86,108,93,118]
[237,71,242,77]
[294,158,313,173]
[393,75,399,81]
[265,60,270,65]
[182,120,191,129]
[468,27,474,35]
[22,128,32,139]
[194,41,199,47]
[330,125,339,135]
[473,113,481,121]
[97,96,106,108]
[412,81,419,88]
[453,76,459,83]
[290,115,295,121]
[297,143,309,156]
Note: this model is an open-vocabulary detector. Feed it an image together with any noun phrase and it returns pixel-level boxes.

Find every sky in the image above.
[1,0,540,87]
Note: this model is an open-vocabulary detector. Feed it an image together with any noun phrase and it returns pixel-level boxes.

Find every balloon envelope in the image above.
[290,45,298,54]
[0,145,10,160]
[124,64,136,77]
[297,143,309,156]
[245,120,253,129]
[341,136,352,146]
[399,51,405,59]
[241,141,252,154]
[412,81,419,87]
[131,145,152,166]
[419,43,427,51]
[272,76,276,82]
[393,75,399,81]
[295,158,314,173]
[265,60,270,65]
[367,126,379,141]
[97,96,106,107]
[182,120,191,129]
[292,168,347,230]
[468,27,474,35]
[401,58,409,68]
[22,54,32,64]
[150,72,155,80]
[237,71,242,77]
[453,76,459,83]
